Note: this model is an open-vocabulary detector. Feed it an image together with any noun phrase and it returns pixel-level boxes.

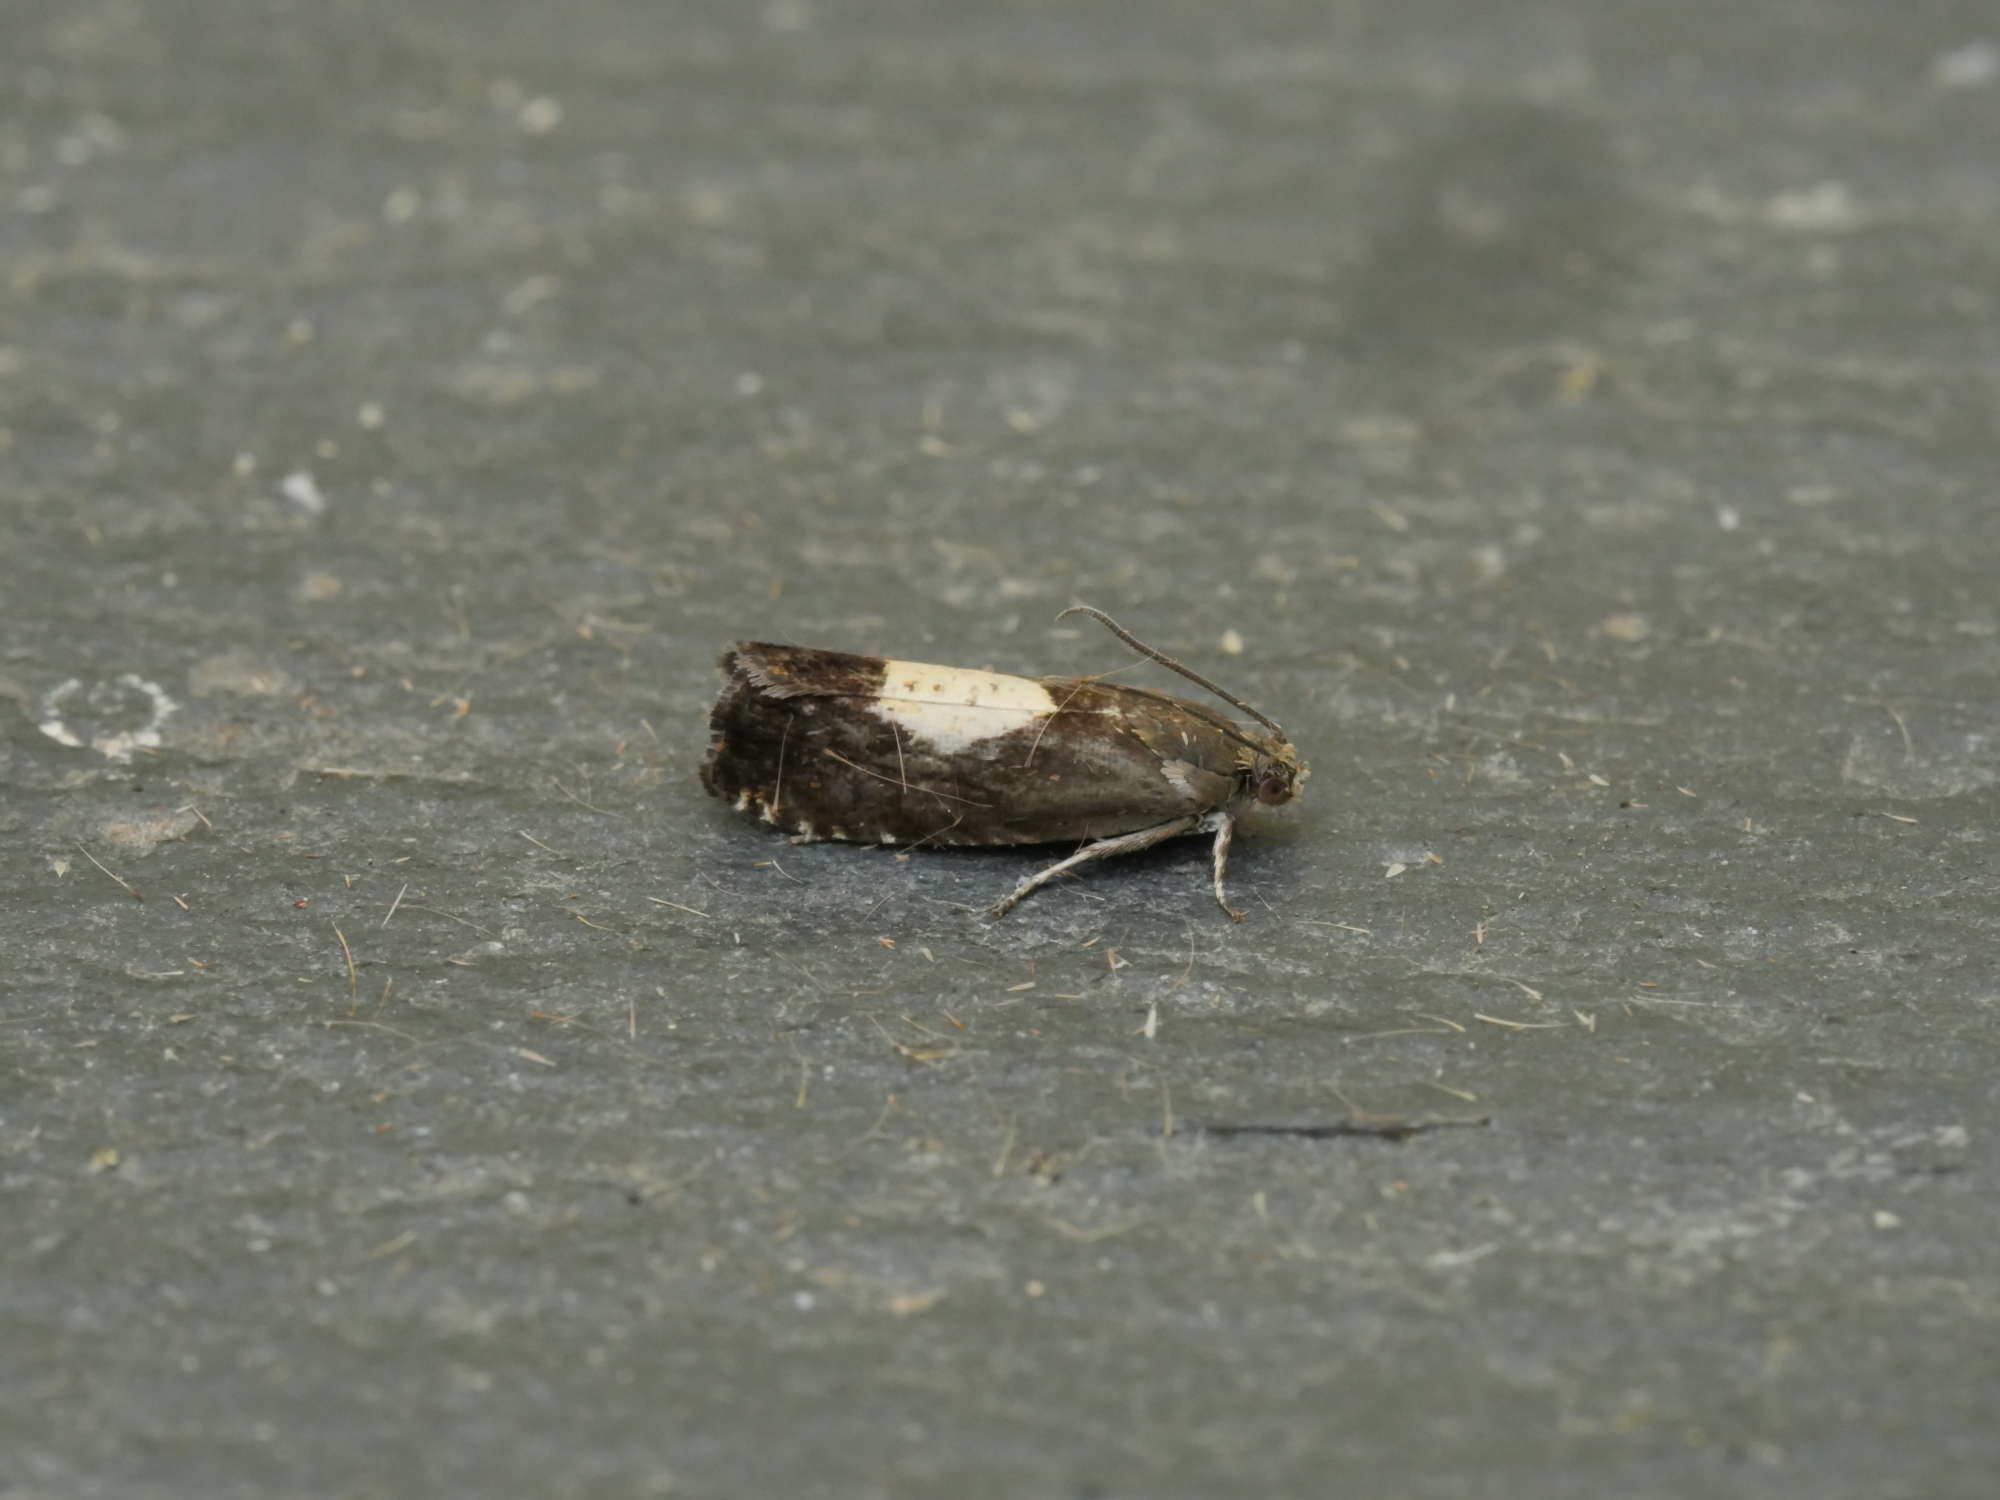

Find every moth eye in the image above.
[1256,774,1290,805]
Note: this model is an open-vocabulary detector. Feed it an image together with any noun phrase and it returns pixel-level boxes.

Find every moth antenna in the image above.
[1058,605,1290,742]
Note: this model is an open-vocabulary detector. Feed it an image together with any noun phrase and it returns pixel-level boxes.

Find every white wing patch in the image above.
[869,659,1055,753]
[1160,760,1202,800]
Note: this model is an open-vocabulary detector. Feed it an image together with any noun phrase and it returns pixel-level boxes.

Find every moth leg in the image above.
[987,816,1199,919]
[1203,809,1244,921]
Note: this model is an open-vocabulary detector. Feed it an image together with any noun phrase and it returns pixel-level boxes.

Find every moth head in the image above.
[1245,736,1308,808]
[1056,604,1307,810]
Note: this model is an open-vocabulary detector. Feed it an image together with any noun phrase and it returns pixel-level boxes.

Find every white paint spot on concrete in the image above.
[296,572,343,602]
[97,807,201,852]
[282,470,327,513]
[1765,181,1859,233]
[1600,613,1651,642]
[517,95,564,134]
[1930,40,1997,90]
[763,0,814,35]
[189,651,292,698]
[870,660,1054,753]
[38,674,178,760]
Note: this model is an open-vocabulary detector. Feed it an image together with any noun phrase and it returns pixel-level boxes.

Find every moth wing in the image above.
[703,648,1242,847]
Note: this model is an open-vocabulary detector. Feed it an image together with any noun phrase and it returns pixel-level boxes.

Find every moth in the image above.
[700,606,1307,918]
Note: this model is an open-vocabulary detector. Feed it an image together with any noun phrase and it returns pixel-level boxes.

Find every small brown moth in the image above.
[700,606,1307,918]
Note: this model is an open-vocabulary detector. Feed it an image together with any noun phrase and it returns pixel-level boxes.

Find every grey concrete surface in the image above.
[4,2,1997,1497]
